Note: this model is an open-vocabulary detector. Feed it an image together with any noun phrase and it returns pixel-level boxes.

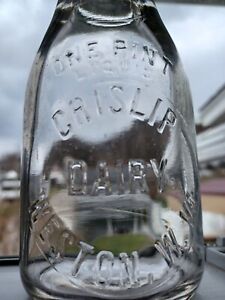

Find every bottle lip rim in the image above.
[77,1,142,27]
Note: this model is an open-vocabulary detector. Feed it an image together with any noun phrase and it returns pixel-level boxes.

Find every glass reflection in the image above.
[197,83,225,244]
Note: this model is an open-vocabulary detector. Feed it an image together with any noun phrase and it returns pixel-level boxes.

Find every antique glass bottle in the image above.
[20,0,204,299]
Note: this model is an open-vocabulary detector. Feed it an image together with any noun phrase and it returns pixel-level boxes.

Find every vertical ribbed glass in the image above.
[20,0,204,299]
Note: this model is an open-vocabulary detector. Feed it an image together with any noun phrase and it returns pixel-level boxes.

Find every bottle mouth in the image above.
[77,0,141,27]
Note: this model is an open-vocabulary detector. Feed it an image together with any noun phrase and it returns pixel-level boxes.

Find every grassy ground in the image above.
[0,200,20,256]
[93,233,154,255]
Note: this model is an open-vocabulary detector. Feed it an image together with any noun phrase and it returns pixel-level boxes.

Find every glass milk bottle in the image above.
[20,0,204,299]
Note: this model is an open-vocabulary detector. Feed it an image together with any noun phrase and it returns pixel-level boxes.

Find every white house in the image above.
[197,84,225,168]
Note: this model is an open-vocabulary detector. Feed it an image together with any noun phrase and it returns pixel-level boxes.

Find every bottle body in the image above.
[20,1,204,299]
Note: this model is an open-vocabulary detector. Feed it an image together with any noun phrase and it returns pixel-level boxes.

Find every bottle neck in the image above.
[56,0,156,26]
[75,0,140,26]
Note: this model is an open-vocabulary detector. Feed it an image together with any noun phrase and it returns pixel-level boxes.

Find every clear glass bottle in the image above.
[20,0,204,299]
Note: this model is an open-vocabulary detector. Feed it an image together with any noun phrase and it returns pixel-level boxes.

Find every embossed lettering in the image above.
[92,161,112,195]
[119,252,133,285]
[69,97,90,124]
[157,108,176,134]
[30,200,52,227]
[147,98,163,126]
[88,41,101,59]
[96,251,114,285]
[64,158,174,196]
[130,251,140,284]
[163,55,173,74]
[119,251,141,286]
[72,241,94,276]
[71,247,152,286]
[68,160,87,195]
[130,88,145,121]
[51,39,169,78]
[65,50,74,66]
[114,39,126,55]
[52,85,176,141]
[65,48,81,65]
[52,110,71,138]
[143,46,156,66]
[185,191,195,208]
[110,86,124,113]
[37,216,61,250]
[180,191,195,223]
[149,158,167,193]
[129,160,147,193]
[155,220,184,267]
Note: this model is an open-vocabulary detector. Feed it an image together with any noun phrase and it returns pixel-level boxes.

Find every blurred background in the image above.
[0,0,225,256]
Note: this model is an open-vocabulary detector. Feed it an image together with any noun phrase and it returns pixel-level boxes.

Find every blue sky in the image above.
[0,0,225,157]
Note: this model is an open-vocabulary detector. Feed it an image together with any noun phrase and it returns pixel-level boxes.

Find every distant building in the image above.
[196,84,225,242]
[0,170,20,201]
[197,84,225,169]
[0,153,20,201]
